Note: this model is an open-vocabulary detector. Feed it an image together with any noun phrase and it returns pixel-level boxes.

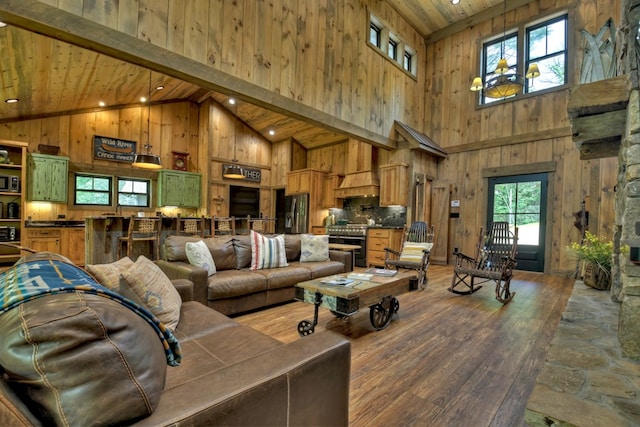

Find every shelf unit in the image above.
[0,140,27,267]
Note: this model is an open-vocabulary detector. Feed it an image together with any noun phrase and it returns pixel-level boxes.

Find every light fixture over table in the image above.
[133,71,162,169]
[222,98,245,179]
[470,0,540,99]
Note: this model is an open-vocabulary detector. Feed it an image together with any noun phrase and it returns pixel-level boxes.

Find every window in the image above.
[476,13,567,105]
[369,23,381,48]
[526,15,567,93]
[368,12,417,78]
[75,174,112,206]
[388,38,398,60]
[118,178,151,207]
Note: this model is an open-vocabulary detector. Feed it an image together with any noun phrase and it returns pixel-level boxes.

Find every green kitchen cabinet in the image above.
[157,170,201,207]
[27,153,69,202]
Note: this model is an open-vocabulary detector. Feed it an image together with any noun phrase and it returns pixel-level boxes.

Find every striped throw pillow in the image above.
[250,230,288,270]
[398,242,434,263]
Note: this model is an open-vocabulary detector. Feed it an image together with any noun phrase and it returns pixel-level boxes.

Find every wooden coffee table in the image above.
[294,271,417,336]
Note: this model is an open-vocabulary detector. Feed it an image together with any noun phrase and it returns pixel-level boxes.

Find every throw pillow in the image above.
[185,240,216,276]
[300,234,329,262]
[121,255,182,331]
[250,230,288,270]
[86,257,135,291]
[398,242,434,263]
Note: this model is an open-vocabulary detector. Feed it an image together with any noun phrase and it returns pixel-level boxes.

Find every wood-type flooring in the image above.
[235,264,574,426]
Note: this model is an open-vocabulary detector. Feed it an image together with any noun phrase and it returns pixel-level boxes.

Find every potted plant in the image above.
[568,231,614,290]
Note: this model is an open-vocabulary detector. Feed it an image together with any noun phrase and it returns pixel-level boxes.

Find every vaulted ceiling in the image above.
[0,0,524,149]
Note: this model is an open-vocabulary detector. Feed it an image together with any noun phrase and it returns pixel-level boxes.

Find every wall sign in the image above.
[93,135,136,163]
[222,164,261,183]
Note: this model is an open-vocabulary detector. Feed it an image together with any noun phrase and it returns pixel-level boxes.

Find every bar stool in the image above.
[176,214,205,237]
[118,216,161,260]
[213,216,235,236]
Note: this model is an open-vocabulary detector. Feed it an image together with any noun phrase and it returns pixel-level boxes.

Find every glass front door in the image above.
[488,173,548,272]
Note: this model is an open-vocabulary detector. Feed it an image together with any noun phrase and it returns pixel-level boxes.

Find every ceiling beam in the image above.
[0,0,397,150]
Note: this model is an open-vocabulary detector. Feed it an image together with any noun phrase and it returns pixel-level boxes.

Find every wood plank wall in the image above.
[424,0,621,273]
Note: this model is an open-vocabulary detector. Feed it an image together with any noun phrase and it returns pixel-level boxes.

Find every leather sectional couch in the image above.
[0,255,351,426]
[157,233,352,315]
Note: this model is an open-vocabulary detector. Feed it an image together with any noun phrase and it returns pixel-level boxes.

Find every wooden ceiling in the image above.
[0,0,518,149]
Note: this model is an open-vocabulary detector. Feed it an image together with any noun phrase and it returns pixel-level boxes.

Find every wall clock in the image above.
[171,151,189,171]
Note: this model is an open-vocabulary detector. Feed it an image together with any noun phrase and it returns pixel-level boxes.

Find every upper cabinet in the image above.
[321,173,344,208]
[27,153,69,203]
[0,140,27,266]
[157,170,201,208]
[379,162,409,207]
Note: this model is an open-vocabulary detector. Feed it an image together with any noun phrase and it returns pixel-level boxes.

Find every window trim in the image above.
[474,10,569,107]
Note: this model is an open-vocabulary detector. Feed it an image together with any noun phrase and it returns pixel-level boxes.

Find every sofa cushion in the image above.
[284,234,302,261]
[122,255,182,331]
[254,266,311,290]
[186,240,217,276]
[233,235,253,269]
[300,234,329,262]
[250,231,288,270]
[202,236,237,271]
[207,270,267,300]
[163,235,202,261]
[85,256,134,290]
[0,293,167,426]
[290,260,346,279]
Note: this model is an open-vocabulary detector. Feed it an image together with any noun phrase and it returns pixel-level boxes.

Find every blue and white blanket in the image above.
[0,259,182,366]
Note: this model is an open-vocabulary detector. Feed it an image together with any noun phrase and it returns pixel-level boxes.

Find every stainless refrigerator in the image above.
[284,194,309,234]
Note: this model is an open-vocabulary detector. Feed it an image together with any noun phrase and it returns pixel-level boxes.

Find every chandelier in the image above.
[133,71,162,169]
[470,1,540,99]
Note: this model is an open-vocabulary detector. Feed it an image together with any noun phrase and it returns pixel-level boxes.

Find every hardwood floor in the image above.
[235,265,574,426]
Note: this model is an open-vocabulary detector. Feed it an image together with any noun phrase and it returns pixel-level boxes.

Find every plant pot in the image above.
[582,262,611,290]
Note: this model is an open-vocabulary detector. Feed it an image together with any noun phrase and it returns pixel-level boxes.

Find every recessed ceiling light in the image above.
[228,98,236,105]
[0,22,7,28]
[140,96,147,103]
[5,98,18,104]
[98,101,106,107]
[268,129,276,136]
[451,0,460,4]
[155,85,164,91]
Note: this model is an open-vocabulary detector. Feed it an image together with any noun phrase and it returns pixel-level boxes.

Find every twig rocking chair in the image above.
[384,221,435,290]
[449,221,518,304]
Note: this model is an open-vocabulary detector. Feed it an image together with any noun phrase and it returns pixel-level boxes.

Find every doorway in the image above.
[488,173,548,272]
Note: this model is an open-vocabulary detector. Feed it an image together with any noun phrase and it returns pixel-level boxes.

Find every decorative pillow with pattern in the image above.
[185,240,216,276]
[250,230,288,270]
[86,257,135,291]
[121,255,182,331]
[398,242,434,263]
[300,234,330,262]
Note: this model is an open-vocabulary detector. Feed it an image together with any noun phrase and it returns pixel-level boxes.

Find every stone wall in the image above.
[615,0,640,360]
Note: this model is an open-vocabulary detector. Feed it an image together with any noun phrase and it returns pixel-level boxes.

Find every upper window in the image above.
[368,12,417,78]
[526,15,567,93]
[476,13,567,105]
[75,174,112,206]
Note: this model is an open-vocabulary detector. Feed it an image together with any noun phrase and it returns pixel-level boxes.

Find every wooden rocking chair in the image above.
[384,221,435,290]
[449,221,518,304]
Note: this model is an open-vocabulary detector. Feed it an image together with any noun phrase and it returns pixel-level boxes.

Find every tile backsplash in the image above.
[330,197,406,226]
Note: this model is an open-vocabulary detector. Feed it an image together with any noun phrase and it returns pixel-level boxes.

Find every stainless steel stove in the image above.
[326,224,368,267]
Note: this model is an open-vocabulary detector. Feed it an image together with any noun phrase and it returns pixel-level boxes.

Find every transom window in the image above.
[477,13,567,105]
[368,12,417,78]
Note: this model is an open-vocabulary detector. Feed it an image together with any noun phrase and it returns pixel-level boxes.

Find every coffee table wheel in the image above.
[370,303,392,330]
[297,320,315,336]
[391,297,400,315]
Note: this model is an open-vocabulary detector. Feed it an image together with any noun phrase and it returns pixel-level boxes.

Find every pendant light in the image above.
[223,98,245,179]
[133,71,162,169]
[470,0,540,99]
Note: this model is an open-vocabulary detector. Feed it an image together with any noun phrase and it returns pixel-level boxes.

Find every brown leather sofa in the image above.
[158,233,352,315]
[0,266,351,426]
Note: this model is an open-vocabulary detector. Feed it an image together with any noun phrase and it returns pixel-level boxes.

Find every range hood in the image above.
[335,170,379,198]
